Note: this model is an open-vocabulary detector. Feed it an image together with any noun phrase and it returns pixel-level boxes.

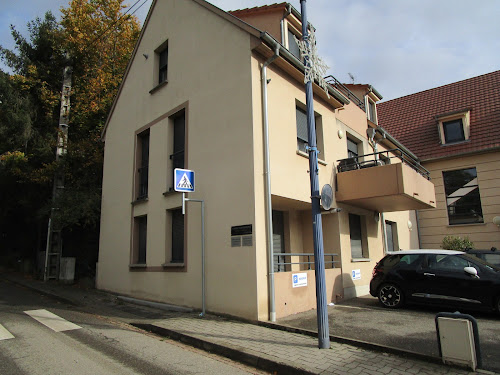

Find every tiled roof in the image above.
[229,3,288,16]
[377,71,500,161]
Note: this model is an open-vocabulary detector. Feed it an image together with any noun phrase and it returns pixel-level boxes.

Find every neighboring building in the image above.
[97,0,435,321]
[378,71,500,250]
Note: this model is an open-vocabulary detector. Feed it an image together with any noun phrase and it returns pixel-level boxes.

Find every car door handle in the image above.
[424,273,435,277]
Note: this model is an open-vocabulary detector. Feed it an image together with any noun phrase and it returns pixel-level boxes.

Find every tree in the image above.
[0,1,141,275]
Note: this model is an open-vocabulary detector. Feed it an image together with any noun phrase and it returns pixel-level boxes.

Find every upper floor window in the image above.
[137,129,150,200]
[169,111,185,190]
[443,167,483,225]
[287,28,301,60]
[367,99,377,123]
[347,137,359,159]
[295,105,324,158]
[437,110,470,145]
[158,45,168,84]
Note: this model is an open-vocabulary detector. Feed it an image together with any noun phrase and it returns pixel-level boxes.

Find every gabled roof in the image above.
[377,70,500,161]
[101,0,347,139]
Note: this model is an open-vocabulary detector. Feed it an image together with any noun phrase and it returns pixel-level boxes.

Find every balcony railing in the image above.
[273,252,339,272]
[325,75,365,111]
[337,148,431,180]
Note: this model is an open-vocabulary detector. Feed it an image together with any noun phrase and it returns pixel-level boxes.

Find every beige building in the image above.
[97,0,435,321]
[378,71,500,250]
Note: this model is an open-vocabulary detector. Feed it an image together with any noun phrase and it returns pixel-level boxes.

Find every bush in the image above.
[441,236,474,251]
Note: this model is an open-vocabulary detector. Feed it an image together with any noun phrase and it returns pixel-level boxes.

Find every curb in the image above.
[131,322,316,375]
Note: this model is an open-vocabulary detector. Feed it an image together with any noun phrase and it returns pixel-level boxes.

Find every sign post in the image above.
[174,169,205,317]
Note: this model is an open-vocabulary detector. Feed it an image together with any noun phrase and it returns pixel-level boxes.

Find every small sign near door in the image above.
[292,273,308,288]
[352,269,361,280]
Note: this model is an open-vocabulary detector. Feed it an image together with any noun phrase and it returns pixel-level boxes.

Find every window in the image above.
[296,105,323,157]
[385,221,398,252]
[287,28,301,60]
[272,210,286,272]
[170,111,185,189]
[349,214,368,259]
[426,254,470,272]
[171,208,184,263]
[437,111,470,145]
[443,119,465,143]
[367,99,377,124]
[137,129,150,200]
[347,138,359,159]
[158,45,168,84]
[134,216,147,264]
[443,168,483,225]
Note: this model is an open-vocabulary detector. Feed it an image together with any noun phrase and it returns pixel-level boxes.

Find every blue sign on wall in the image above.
[174,169,195,192]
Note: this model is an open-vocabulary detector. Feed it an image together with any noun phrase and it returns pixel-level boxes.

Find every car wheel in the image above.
[378,283,404,308]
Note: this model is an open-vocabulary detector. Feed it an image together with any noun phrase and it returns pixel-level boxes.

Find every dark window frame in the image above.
[443,118,465,143]
[158,45,168,84]
[443,167,483,225]
[137,129,150,200]
[134,215,147,265]
[169,111,185,190]
[171,208,184,263]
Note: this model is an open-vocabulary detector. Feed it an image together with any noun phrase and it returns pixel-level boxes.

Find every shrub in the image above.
[441,236,474,251]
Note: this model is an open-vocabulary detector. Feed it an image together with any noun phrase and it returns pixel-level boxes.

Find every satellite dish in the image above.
[320,184,333,211]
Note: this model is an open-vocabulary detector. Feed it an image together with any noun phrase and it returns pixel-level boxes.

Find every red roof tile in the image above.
[377,71,500,161]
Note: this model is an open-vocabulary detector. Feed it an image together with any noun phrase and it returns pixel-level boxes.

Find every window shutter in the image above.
[296,107,308,142]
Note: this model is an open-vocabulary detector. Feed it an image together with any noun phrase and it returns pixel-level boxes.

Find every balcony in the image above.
[336,149,436,212]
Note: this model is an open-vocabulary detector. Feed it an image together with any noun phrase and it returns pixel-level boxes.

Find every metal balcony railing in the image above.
[273,252,339,272]
[337,148,431,180]
[325,75,365,111]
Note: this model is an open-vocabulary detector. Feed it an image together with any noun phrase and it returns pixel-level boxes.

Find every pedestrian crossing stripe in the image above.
[24,309,81,332]
[0,324,14,340]
[177,173,193,190]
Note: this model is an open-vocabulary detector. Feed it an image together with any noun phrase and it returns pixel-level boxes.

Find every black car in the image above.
[370,250,500,312]
[466,247,500,267]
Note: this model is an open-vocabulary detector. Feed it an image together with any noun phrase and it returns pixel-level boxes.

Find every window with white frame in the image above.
[437,111,470,145]
[287,26,301,60]
[367,98,377,124]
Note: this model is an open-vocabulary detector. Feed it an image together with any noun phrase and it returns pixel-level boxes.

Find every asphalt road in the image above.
[0,279,268,375]
[279,295,500,372]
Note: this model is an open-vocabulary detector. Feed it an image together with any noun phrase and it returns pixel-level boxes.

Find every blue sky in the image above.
[1,0,499,101]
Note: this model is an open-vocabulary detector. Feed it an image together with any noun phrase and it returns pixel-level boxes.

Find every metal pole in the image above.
[300,0,330,349]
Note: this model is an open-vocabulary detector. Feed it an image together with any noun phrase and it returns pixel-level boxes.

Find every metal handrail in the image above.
[273,252,339,272]
[325,75,365,111]
[337,148,431,180]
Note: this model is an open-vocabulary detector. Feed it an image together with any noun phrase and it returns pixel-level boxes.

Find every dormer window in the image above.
[286,25,301,60]
[367,99,377,123]
[437,110,470,145]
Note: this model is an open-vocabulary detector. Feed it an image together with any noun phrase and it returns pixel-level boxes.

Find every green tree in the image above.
[0,1,140,275]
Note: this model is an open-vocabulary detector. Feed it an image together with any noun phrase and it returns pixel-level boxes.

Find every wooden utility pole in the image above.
[44,62,72,281]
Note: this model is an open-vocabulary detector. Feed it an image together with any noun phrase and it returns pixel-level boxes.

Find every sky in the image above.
[1,0,499,101]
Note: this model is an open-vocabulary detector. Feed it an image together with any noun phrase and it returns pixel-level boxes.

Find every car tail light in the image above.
[372,264,383,277]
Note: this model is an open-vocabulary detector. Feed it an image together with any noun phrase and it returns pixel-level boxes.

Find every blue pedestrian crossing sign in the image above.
[174,169,195,192]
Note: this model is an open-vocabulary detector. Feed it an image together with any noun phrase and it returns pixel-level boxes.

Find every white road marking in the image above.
[24,309,81,332]
[0,324,15,340]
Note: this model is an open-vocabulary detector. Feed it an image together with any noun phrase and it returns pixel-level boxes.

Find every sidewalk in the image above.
[1,272,493,375]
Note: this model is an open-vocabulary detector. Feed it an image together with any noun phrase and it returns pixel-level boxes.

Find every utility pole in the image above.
[44,60,72,281]
[299,0,330,349]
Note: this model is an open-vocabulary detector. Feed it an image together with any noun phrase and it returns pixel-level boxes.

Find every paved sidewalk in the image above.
[1,272,494,375]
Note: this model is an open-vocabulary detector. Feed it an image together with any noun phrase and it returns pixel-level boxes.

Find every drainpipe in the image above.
[262,46,280,322]
[280,4,292,44]
[367,128,388,253]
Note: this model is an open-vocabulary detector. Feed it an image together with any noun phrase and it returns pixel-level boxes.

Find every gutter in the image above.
[261,46,280,322]
[376,125,420,162]
[259,32,350,106]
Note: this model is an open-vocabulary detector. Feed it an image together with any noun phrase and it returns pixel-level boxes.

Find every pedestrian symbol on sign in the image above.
[174,169,195,192]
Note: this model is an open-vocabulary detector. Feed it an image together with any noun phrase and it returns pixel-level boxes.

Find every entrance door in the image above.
[272,210,285,272]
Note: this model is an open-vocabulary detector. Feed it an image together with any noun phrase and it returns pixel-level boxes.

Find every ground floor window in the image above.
[133,215,147,264]
[443,167,483,225]
[349,213,368,259]
[385,220,398,252]
[171,208,184,263]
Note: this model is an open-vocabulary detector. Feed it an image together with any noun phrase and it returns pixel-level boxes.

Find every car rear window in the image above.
[483,254,500,267]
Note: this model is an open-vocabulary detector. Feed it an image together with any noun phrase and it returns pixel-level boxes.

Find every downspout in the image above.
[280,4,292,44]
[262,46,280,322]
[367,129,388,253]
